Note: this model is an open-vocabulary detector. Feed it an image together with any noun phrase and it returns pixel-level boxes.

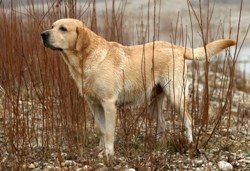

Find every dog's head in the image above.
[41,18,88,52]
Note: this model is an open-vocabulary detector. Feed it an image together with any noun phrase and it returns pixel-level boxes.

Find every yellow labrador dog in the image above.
[41,18,235,157]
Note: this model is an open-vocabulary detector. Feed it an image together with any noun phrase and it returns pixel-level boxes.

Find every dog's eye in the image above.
[59,26,67,32]
[51,26,54,29]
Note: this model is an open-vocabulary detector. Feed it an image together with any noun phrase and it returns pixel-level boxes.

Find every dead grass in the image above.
[0,0,249,170]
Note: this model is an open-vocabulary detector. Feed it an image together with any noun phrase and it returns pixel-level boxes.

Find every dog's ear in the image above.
[76,26,90,52]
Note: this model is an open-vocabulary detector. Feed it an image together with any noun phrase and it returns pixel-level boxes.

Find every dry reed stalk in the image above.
[0,0,247,169]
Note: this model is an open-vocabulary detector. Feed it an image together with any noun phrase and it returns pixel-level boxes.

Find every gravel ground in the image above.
[0,77,250,170]
[1,121,249,171]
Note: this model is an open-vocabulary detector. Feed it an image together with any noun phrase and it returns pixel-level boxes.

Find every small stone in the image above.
[62,167,68,170]
[183,157,192,164]
[96,163,108,171]
[246,157,250,163]
[28,163,36,169]
[127,169,136,171]
[55,167,61,171]
[76,168,84,171]
[64,160,76,166]
[229,135,236,140]
[114,164,122,170]
[206,162,213,169]
[237,161,242,167]
[239,158,250,164]
[218,161,233,171]
[43,166,52,171]
[195,167,202,171]
[33,162,39,167]
[194,159,204,166]
[82,165,91,170]
[45,165,52,169]
[211,148,220,153]
[22,164,27,169]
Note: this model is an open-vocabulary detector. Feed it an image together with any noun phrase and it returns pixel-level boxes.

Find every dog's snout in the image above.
[41,31,49,40]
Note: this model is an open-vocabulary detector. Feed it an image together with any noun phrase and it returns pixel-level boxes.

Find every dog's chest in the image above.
[61,51,103,96]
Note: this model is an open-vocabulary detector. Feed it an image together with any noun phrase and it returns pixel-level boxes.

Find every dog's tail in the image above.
[184,39,236,60]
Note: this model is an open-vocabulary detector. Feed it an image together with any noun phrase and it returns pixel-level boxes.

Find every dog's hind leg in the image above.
[149,93,166,137]
[162,82,193,144]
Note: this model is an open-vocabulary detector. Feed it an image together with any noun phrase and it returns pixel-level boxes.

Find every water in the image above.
[236,43,250,75]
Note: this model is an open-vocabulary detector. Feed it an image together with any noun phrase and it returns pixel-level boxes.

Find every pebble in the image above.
[194,159,204,166]
[63,160,76,166]
[76,168,84,171]
[127,169,136,171]
[246,157,250,164]
[22,164,27,170]
[82,165,91,170]
[195,167,203,171]
[218,161,233,171]
[239,158,250,164]
[95,163,108,171]
[28,163,36,169]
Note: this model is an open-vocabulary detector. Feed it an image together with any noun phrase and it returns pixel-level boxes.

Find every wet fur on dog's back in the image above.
[41,18,236,158]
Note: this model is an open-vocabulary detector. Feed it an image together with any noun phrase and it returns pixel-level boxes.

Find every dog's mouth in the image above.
[43,42,63,51]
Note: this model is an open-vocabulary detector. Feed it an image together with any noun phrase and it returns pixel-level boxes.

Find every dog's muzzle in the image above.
[41,31,63,51]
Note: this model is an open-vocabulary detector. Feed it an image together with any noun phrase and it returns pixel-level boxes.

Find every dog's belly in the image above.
[116,84,163,108]
[116,93,147,107]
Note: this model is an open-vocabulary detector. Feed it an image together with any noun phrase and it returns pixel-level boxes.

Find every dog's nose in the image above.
[41,31,49,40]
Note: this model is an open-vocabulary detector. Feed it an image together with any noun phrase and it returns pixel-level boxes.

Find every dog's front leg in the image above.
[86,99,105,147]
[85,98,104,145]
[101,99,117,158]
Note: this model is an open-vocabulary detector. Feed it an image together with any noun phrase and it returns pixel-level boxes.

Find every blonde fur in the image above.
[41,18,236,158]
